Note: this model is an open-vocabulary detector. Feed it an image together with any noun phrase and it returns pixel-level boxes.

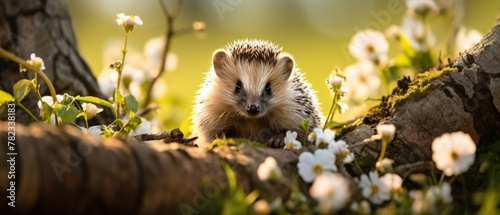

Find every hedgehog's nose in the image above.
[246,103,260,115]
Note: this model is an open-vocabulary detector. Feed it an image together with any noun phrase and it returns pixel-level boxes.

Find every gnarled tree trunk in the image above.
[0,0,113,124]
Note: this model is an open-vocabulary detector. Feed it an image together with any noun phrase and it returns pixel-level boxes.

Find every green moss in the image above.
[207,137,265,149]
[336,118,363,138]
[388,67,457,108]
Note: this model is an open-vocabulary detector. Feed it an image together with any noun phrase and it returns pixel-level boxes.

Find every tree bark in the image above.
[1,3,500,215]
[0,0,113,124]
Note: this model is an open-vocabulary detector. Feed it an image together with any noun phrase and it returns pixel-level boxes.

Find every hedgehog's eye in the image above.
[235,81,242,93]
[265,83,272,95]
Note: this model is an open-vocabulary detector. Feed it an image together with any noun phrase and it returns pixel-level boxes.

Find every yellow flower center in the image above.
[367,44,375,53]
[416,35,425,44]
[286,142,293,149]
[450,150,458,160]
[325,189,334,198]
[312,164,323,174]
[359,75,368,84]
[370,185,379,195]
[310,132,316,141]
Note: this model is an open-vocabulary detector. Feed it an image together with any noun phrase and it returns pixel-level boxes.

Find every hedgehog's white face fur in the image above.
[210,41,294,119]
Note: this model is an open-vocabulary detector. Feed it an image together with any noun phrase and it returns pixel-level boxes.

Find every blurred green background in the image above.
[65,0,500,130]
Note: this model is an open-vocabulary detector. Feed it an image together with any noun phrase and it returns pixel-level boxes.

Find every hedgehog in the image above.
[192,39,323,148]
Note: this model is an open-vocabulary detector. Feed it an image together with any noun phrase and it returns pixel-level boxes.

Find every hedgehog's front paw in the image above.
[267,132,286,148]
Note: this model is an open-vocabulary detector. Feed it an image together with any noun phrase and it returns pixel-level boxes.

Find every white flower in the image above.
[37,95,64,109]
[376,124,396,143]
[410,190,430,214]
[327,139,354,163]
[358,171,390,204]
[307,127,323,143]
[310,172,350,213]
[283,131,302,149]
[326,73,344,92]
[21,53,46,72]
[406,0,439,17]
[144,37,179,75]
[98,65,145,98]
[297,150,337,183]
[116,13,143,32]
[401,16,435,51]
[380,173,403,198]
[432,131,476,176]
[309,128,335,148]
[37,95,64,125]
[257,157,282,181]
[82,103,103,119]
[350,200,371,214]
[308,128,335,148]
[152,79,169,99]
[376,158,395,173]
[80,125,103,140]
[349,30,389,65]
[426,182,453,205]
[455,28,482,53]
[344,61,381,101]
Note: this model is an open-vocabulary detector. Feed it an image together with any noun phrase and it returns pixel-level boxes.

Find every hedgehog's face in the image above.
[212,49,294,119]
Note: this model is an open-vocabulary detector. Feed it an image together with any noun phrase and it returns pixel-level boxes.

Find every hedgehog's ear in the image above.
[277,54,294,80]
[213,50,231,79]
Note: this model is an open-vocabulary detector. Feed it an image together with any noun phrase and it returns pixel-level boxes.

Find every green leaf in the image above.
[57,105,79,124]
[40,101,53,124]
[75,96,113,108]
[124,95,138,113]
[0,90,14,107]
[101,126,117,138]
[118,111,142,137]
[59,93,75,105]
[13,79,33,102]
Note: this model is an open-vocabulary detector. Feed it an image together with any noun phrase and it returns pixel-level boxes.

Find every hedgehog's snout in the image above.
[246,103,260,115]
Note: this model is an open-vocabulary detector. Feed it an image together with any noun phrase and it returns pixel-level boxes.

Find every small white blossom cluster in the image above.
[20,53,46,72]
[98,14,175,103]
[455,27,483,55]
[308,128,354,163]
[300,128,353,212]
[325,70,349,116]
[400,0,439,52]
[116,13,143,33]
[265,122,476,213]
[256,128,353,213]
[82,103,103,119]
[37,94,64,125]
[344,29,386,102]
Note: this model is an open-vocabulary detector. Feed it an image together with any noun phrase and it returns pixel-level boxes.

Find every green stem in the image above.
[0,47,57,105]
[115,32,129,119]
[378,140,388,162]
[438,172,445,185]
[16,102,39,122]
[328,96,339,123]
[323,93,338,129]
